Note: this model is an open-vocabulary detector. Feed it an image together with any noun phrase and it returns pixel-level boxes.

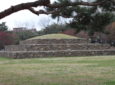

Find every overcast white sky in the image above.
[0,0,71,30]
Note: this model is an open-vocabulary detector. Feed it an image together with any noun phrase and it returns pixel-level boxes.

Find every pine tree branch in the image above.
[47,1,105,8]
[0,0,50,19]
[0,0,105,19]
[28,8,60,15]
[28,8,77,18]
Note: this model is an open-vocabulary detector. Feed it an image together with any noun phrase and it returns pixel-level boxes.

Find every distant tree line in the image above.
[37,23,71,36]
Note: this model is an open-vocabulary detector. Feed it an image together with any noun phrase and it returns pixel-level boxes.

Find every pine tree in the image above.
[46,0,115,36]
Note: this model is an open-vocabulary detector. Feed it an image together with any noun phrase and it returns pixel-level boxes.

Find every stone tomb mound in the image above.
[0,34,115,58]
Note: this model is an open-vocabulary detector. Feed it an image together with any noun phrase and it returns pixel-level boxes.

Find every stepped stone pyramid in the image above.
[0,34,115,59]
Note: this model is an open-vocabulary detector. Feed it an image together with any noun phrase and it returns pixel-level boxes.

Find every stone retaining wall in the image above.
[0,38,115,59]
[20,39,89,44]
[0,50,115,59]
[5,44,112,51]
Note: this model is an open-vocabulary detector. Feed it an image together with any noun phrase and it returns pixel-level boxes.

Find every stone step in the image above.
[0,50,115,59]
[20,39,89,45]
[4,44,112,51]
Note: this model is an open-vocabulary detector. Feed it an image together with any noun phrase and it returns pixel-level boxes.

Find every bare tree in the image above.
[14,21,36,29]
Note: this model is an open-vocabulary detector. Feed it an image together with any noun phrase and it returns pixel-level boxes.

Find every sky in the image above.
[0,0,70,30]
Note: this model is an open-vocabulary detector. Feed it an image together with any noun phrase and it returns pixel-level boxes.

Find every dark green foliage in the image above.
[98,0,115,11]
[0,22,8,31]
[88,13,114,36]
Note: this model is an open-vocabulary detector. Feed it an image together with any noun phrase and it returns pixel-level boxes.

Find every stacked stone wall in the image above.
[0,50,115,59]
[20,39,89,44]
[0,38,115,59]
[5,44,112,51]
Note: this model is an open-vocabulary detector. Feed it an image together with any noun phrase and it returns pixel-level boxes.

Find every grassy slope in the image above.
[0,56,115,85]
[28,33,79,40]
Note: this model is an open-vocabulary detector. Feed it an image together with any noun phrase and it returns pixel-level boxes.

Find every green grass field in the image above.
[0,56,115,85]
[28,33,79,40]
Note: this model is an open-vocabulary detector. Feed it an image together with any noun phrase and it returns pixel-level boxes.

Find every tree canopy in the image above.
[0,0,114,19]
[46,0,115,35]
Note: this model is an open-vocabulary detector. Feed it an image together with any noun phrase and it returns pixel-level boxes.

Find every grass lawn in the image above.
[0,56,115,85]
[28,33,79,40]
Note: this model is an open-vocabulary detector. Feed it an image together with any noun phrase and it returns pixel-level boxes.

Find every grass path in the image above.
[0,56,115,85]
